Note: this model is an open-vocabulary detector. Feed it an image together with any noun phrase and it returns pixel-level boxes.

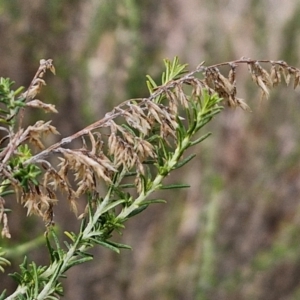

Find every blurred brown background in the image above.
[1,1,300,299]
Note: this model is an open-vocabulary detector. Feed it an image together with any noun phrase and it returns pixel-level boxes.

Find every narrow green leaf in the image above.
[176,125,184,147]
[121,123,137,136]
[189,132,212,147]
[46,296,61,300]
[65,256,93,271]
[187,107,198,135]
[90,239,120,253]
[104,241,132,250]
[160,183,190,190]
[111,190,130,202]
[9,272,22,284]
[196,109,222,129]
[141,199,167,205]
[124,171,137,177]
[147,134,160,143]
[32,262,39,298]
[158,138,169,160]
[75,250,94,258]
[0,290,6,300]
[19,256,28,273]
[0,190,14,197]
[118,183,136,189]
[63,241,71,250]
[0,248,10,270]
[171,56,178,72]
[136,173,147,194]
[80,217,87,234]
[50,229,63,257]
[13,86,24,96]
[145,165,152,182]
[173,154,196,169]
[127,204,148,218]
[101,199,126,214]
[146,75,158,93]
[176,114,187,132]
[162,59,169,83]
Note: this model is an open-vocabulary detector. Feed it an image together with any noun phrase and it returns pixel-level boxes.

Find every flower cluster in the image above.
[1,57,300,238]
[1,57,300,299]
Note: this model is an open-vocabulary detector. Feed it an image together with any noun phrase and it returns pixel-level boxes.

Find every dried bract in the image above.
[26,121,59,149]
[26,100,58,113]
[0,197,10,238]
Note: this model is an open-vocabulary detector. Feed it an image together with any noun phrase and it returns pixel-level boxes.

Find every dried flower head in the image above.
[2,57,300,232]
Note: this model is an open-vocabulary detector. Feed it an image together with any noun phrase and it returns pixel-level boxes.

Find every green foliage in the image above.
[0,248,10,273]
[146,56,188,98]
[1,55,299,299]
[9,145,41,191]
[0,78,25,127]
